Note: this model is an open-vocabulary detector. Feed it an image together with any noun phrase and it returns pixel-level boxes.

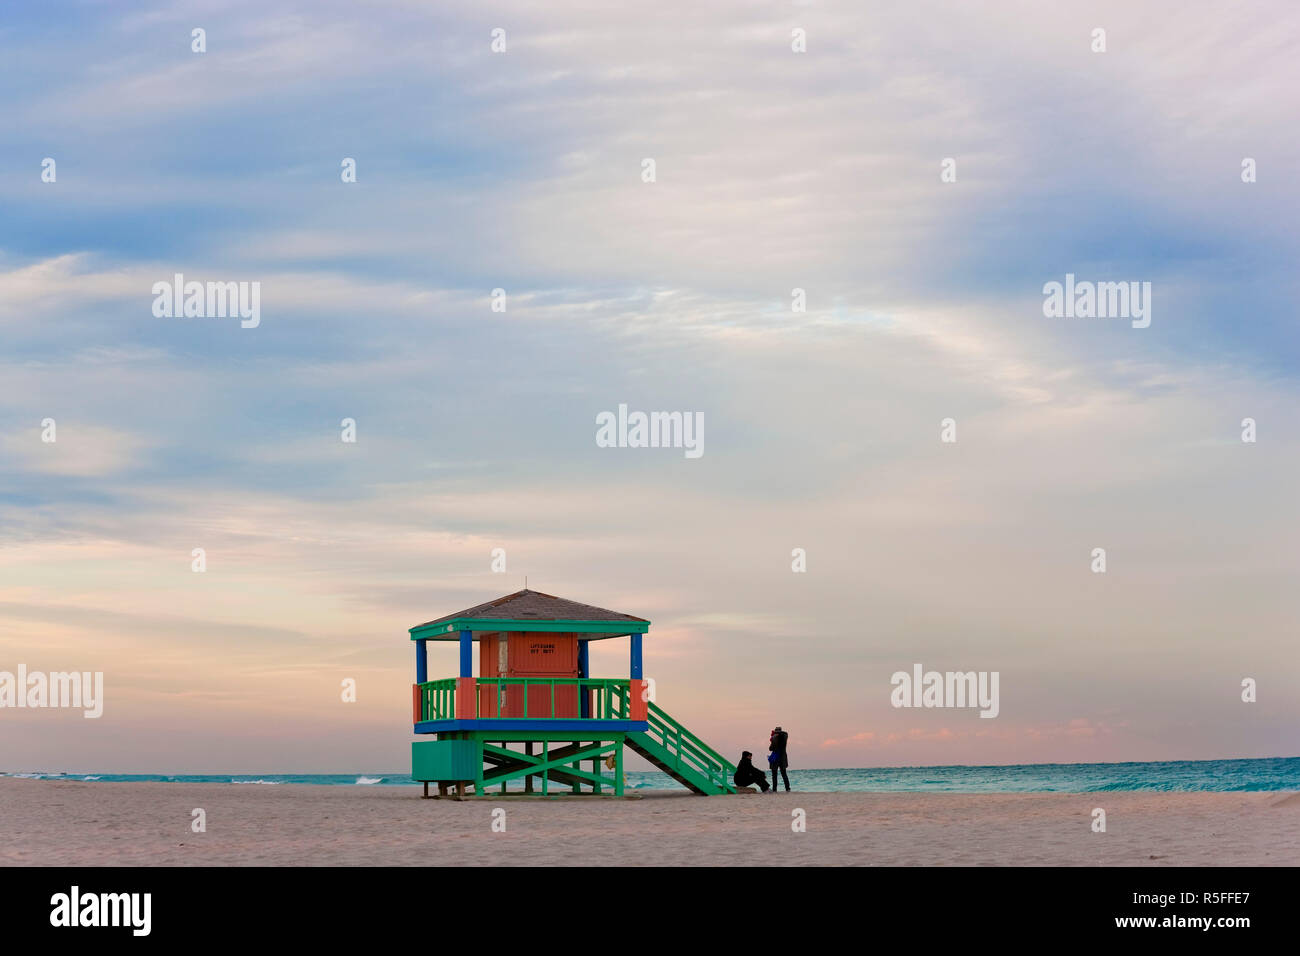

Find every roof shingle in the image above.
[415,589,647,631]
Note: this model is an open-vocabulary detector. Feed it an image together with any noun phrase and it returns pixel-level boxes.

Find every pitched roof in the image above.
[412,590,648,639]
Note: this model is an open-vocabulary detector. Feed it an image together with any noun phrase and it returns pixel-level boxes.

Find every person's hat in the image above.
[775,726,783,732]
[742,750,752,758]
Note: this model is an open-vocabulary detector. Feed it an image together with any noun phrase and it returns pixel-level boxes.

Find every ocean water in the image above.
[4,756,1298,791]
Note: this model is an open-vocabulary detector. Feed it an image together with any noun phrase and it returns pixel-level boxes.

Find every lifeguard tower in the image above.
[410,589,736,796]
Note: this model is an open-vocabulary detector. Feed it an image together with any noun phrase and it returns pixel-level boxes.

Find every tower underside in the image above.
[413,731,628,797]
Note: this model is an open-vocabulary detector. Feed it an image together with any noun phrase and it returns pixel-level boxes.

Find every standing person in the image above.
[768,726,790,792]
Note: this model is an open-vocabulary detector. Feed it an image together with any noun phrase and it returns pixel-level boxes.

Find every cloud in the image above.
[1,0,1297,771]
[821,731,877,748]
[0,423,151,477]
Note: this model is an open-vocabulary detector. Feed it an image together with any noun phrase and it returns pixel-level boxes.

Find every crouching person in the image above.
[733,751,770,791]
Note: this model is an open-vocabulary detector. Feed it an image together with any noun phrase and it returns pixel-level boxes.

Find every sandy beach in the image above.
[2,778,1297,866]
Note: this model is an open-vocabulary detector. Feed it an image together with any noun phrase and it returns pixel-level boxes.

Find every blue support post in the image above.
[459,629,473,678]
[415,639,427,684]
[630,633,643,679]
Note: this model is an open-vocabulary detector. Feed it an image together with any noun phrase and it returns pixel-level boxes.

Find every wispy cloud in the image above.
[1,0,1296,771]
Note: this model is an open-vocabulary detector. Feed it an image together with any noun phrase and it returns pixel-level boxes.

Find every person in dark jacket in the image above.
[733,751,770,791]
[768,726,790,791]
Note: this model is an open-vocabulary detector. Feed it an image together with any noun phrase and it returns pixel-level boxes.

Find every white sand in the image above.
[2,779,1297,866]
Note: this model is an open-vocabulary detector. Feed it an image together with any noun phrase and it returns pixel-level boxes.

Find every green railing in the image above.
[601,683,736,792]
[414,677,738,794]
[415,677,633,722]
[418,678,457,721]
[640,698,737,793]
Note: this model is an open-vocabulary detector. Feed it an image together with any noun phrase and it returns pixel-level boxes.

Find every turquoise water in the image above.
[5,756,1298,791]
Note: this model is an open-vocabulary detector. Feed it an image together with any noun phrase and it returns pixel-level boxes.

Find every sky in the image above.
[0,0,1297,773]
